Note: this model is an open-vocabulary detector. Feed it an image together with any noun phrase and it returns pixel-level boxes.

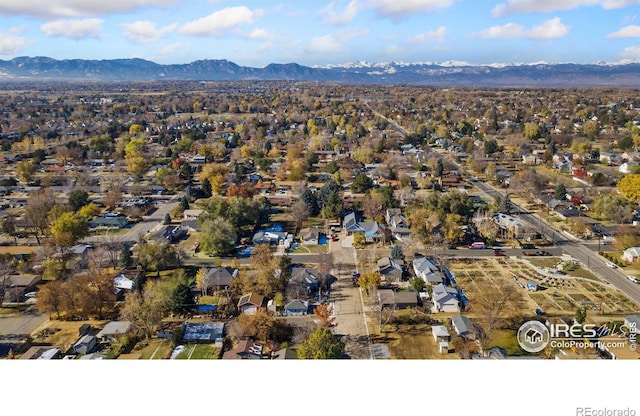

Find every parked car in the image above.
[468,242,486,249]
[521,243,535,249]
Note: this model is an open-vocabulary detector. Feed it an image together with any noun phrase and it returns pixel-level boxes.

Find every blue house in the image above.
[284,299,309,316]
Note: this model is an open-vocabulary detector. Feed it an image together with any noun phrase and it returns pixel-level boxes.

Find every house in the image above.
[222,339,263,359]
[386,209,411,241]
[182,322,225,343]
[4,274,41,303]
[238,292,264,314]
[20,346,62,360]
[451,315,479,340]
[253,230,288,245]
[526,281,539,292]
[343,212,364,234]
[377,257,403,283]
[493,213,527,238]
[114,273,134,291]
[89,215,128,229]
[284,299,309,316]
[97,321,132,342]
[183,209,204,220]
[291,267,321,294]
[361,221,385,242]
[299,227,320,245]
[271,348,298,359]
[622,247,640,263]
[619,161,640,174]
[202,267,238,294]
[432,325,451,342]
[432,283,459,313]
[412,257,444,284]
[522,153,542,166]
[73,334,97,355]
[432,325,450,353]
[378,289,418,310]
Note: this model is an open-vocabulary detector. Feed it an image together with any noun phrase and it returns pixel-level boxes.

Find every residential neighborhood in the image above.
[1,81,640,362]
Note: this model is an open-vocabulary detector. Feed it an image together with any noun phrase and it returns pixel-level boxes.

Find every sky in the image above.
[1,0,640,67]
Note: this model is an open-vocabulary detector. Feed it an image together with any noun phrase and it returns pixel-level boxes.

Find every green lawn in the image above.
[176,344,220,359]
[486,329,528,356]
[135,339,174,359]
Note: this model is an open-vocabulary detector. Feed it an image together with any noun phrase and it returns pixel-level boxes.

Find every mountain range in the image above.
[2,56,640,87]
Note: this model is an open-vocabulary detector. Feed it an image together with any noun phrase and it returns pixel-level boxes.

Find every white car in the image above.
[628,276,640,284]
[605,262,617,269]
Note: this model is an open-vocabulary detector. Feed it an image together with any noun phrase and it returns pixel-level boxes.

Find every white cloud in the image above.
[179,6,263,36]
[157,41,186,55]
[475,18,569,40]
[608,25,640,37]
[528,17,569,39]
[0,0,179,18]
[619,44,640,60]
[492,0,640,17]
[475,23,526,39]
[409,26,447,44]
[41,18,102,40]
[365,0,454,20]
[305,34,343,54]
[319,0,360,25]
[246,28,270,40]
[0,29,32,55]
[121,20,177,44]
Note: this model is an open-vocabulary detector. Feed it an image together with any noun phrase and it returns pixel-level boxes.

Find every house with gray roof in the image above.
[203,267,238,294]
[378,257,403,283]
[97,321,132,342]
[412,257,444,284]
[432,283,459,313]
[451,315,479,340]
[284,299,309,316]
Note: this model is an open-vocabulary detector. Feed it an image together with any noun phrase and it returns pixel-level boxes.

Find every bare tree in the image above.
[473,279,520,332]
[290,199,310,234]
[24,189,56,245]
[0,256,16,307]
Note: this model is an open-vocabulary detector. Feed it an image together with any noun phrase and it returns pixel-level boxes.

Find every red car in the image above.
[493,249,505,257]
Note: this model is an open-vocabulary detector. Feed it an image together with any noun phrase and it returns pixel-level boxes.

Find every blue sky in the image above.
[1,0,640,66]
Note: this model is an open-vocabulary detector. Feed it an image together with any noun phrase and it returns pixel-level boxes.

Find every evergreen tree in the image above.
[202,177,212,198]
[180,196,190,211]
[390,244,403,260]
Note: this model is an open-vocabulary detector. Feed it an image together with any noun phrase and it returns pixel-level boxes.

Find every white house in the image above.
[622,247,640,263]
[432,283,459,313]
[412,257,443,284]
[183,209,204,220]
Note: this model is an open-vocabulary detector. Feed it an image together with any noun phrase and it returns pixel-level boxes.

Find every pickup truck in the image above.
[523,250,552,256]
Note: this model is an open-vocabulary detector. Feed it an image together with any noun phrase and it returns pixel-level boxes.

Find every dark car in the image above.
[521,243,535,249]
[493,249,505,257]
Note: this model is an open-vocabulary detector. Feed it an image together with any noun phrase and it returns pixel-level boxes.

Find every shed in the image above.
[73,334,97,355]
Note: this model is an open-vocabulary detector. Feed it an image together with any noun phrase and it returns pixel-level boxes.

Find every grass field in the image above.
[176,343,220,359]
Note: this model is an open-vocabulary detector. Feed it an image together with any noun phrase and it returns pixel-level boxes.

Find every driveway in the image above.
[328,233,374,358]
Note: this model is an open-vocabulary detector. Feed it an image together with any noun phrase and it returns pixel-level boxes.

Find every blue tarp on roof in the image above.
[264,224,283,232]
[444,269,456,286]
[458,289,468,308]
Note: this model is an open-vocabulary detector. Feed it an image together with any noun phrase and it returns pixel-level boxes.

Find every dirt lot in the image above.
[31,319,109,353]
[449,257,638,319]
